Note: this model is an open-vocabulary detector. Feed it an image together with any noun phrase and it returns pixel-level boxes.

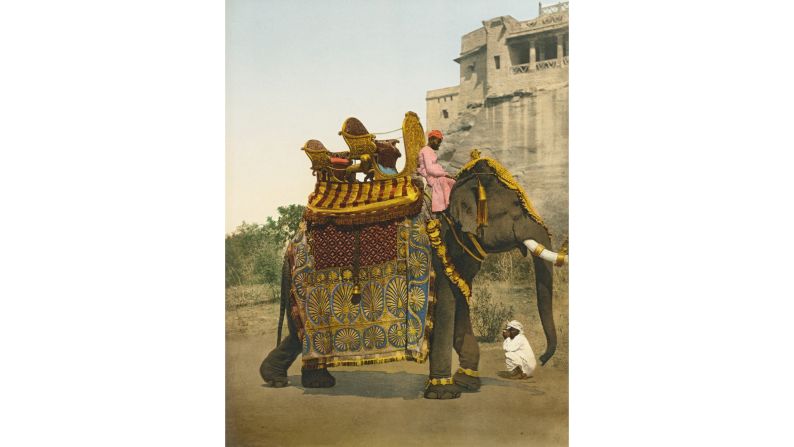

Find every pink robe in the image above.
[417,146,455,212]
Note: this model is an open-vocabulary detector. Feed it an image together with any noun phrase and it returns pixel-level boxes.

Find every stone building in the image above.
[426,2,569,240]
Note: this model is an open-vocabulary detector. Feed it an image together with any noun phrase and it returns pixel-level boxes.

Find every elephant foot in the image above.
[301,368,336,388]
[453,369,481,392]
[423,378,462,399]
[260,359,289,388]
[424,384,462,399]
[263,377,289,388]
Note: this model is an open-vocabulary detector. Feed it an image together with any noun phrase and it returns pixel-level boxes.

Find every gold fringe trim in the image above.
[304,195,422,226]
[426,377,455,387]
[456,154,550,235]
[417,267,437,365]
[426,219,472,305]
[456,367,479,377]
[302,350,429,370]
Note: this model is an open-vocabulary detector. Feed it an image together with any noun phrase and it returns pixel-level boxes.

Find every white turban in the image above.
[506,320,523,333]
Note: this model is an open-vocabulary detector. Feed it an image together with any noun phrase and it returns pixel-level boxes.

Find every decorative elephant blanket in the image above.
[288,214,435,369]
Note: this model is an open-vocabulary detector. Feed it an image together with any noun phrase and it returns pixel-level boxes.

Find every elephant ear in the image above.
[448,177,479,234]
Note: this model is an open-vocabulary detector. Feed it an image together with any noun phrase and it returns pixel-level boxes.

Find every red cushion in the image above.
[330,157,351,166]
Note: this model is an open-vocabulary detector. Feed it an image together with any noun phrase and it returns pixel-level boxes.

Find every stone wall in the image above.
[434,80,569,244]
[461,28,486,54]
[426,86,460,133]
[425,9,569,246]
[458,51,487,106]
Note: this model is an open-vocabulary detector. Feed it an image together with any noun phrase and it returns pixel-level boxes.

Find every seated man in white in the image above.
[500,320,537,379]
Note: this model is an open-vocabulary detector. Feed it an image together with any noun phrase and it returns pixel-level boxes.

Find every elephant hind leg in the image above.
[260,334,301,386]
[260,305,302,386]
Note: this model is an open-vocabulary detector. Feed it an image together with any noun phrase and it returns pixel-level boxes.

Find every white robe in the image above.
[503,333,537,375]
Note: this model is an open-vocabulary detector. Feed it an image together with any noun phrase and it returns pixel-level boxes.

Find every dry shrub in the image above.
[225,284,277,310]
[471,282,514,342]
[479,251,533,282]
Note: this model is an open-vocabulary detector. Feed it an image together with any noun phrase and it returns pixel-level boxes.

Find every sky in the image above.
[226,0,545,233]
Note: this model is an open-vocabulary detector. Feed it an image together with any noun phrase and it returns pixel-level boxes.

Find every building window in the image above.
[494,55,501,69]
[442,110,449,119]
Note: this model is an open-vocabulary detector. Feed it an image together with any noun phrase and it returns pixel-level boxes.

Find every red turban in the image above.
[428,130,444,140]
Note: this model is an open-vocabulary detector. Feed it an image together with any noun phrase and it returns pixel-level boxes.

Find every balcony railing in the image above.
[510,56,569,74]
[540,1,569,16]
[536,59,558,70]
[511,63,530,74]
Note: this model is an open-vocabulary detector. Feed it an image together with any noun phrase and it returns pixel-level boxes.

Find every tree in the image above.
[264,204,305,245]
[225,204,306,290]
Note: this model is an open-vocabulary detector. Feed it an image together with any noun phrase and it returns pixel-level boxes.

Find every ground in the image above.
[226,269,568,447]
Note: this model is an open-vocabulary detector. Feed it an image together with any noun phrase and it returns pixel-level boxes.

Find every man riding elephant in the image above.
[417,130,456,214]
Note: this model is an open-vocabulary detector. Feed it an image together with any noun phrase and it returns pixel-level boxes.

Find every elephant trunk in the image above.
[523,239,568,266]
[522,238,560,365]
[532,255,557,365]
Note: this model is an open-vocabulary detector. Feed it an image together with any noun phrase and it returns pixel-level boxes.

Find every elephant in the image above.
[259,156,567,400]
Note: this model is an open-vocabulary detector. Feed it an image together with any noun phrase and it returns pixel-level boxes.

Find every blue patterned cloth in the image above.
[291,214,433,368]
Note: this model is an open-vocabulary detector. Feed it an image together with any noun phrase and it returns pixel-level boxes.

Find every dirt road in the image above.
[226,332,568,446]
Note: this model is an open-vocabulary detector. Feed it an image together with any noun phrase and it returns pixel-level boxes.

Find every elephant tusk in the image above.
[523,239,568,266]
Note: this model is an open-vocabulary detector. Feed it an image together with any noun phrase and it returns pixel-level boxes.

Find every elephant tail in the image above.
[276,250,292,346]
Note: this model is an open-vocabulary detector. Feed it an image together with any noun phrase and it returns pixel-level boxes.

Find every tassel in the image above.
[351,283,362,305]
[477,178,488,228]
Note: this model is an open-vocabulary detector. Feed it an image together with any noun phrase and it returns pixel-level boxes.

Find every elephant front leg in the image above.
[452,293,481,391]
[425,273,461,399]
